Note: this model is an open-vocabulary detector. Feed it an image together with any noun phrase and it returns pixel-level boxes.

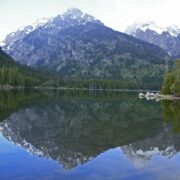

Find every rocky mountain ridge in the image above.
[126,21,180,57]
[1,8,102,51]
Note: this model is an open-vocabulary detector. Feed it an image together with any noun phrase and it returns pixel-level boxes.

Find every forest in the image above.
[162,59,180,96]
[0,47,164,90]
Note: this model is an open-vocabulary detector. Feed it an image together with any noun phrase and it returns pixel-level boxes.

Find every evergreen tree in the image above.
[162,59,180,96]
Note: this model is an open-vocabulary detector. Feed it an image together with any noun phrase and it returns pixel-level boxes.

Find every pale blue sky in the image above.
[0,0,180,40]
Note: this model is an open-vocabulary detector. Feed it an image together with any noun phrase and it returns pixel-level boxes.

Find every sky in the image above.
[0,0,180,40]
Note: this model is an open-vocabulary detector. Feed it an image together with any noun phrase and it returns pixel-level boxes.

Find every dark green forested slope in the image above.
[0,48,46,87]
[0,46,169,90]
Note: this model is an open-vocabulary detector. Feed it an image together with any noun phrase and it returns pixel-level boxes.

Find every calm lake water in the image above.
[0,90,180,180]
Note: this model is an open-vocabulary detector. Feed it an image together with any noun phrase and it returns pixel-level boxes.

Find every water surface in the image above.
[0,90,180,180]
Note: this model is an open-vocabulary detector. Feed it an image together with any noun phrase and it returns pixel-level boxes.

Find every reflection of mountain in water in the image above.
[122,126,180,169]
[120,99,180,169]
[0,92,169,169]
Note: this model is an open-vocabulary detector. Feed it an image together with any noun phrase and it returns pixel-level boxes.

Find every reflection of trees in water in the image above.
[0,90,44,122]
[1,91,180,170]
[0,91,164,169]
[161,100,180,133]
[122,100,180,169]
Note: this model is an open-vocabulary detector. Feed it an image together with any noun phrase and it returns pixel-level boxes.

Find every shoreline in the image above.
[156,94,180,100]
[1,86,179,100]
[0,85,160,93]
[139,92,180,101]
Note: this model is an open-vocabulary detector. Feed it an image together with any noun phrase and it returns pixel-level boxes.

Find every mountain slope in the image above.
[1,18,51,49]
[1,8,102,51]
[1,9,169,88]
[0,48,46,87]
[126,21,180,57]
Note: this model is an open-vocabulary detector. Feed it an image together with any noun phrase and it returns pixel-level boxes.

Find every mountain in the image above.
[1,8,169,88]
[1,18,51,48]
[126,21,180,57]
[1,8,102,54]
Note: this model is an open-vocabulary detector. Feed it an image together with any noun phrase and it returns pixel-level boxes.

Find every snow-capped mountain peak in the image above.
[10,17,52,37]
[126,21,165,35]
[0,8,103,48]
[0,17,51,48]
[17,17,51,32]
[166,25,180,37]
[63,7,85,18]
[61,8,102,25]
[126,21,180,37]
[31,17,52,30]
[125,21,180,57]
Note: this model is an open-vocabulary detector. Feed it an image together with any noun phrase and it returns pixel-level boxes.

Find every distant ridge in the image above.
[126,21,180,57]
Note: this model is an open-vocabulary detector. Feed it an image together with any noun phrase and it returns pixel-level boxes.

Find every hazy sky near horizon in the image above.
[0,0,180,40]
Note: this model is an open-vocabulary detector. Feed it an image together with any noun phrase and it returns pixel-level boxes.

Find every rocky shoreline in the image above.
[139,92,180,101]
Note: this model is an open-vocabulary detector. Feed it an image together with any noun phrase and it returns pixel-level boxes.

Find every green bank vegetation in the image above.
[161,59,180,96]
[0,48,47,87]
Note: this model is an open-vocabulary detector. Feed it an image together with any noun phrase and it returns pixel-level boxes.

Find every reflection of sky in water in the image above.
[1,133,180,180]
[0,92,180,180]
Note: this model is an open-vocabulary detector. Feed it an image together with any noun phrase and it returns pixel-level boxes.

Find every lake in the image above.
[0,90,180,180]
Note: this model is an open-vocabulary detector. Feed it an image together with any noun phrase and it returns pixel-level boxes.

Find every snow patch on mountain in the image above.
[14,17,51,35]
[0,17,51,50]
[166,25,180,37]
[16,17,51,35]
[126,21,180,37]
[0,41,5,47]
[62,8,100,23]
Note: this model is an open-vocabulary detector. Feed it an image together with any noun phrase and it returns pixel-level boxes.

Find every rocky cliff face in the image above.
[1,8,104,68]
[1,18,50,49]
[126,21,180,57]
